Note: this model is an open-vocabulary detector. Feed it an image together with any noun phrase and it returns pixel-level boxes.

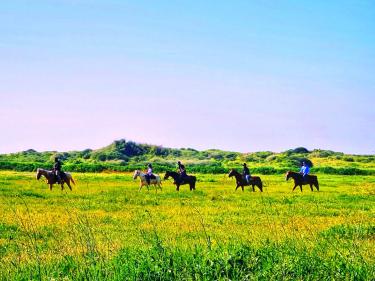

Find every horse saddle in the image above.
[179,177,188,185]
[54,172,66,183]
[150,174,156,180]
[243,176,252,182]
[302,178,311,184]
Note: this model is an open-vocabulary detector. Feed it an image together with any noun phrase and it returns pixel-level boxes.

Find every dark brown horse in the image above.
[228,169,263,192]
[285,171,319,192]
[36,168,75,191]
[164,171,196,191]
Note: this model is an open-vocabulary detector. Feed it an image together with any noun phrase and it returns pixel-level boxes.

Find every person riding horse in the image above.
[177,161,187,184]
[299,161,310,181]
[53,157,63,183]
[243,163,251,184]
[144,164,155,185]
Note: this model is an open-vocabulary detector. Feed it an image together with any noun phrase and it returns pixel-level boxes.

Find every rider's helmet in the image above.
[148,163,153,168]
[243,163,247,167]
[54,157,59,162]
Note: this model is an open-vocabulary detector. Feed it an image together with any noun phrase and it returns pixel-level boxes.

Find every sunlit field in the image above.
[0,171,374,280]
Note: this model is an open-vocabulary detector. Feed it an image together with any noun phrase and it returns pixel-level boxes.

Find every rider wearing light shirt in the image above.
[145,164,153,185]
[300,161,310,180]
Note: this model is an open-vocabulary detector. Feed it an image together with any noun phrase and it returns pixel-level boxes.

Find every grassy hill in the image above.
[0,139,374,175]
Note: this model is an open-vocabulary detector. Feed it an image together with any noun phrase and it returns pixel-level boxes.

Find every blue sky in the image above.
[0,1,374,154]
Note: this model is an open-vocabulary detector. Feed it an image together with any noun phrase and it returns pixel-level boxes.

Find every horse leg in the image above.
[300,185,303,192]
[61,183,64,190]
[309,184,313,191]
[139,183,143,191]
[252,184,255,192]
[292,184,298,191]
[176,184,180,191]
[315,182,319,191]
[241,185,244,192]
[49,184,53,191]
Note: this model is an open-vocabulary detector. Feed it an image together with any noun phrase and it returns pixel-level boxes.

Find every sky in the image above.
[0,0,374,154]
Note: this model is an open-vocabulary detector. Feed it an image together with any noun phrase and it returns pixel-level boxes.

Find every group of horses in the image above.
[36,167,319,192]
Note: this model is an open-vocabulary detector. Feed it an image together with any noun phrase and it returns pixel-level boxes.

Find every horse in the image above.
[285,171,319,192]
[228,169,263,192]
[36,168,75,191]
[133,170,162,191]
[163,171,196,191]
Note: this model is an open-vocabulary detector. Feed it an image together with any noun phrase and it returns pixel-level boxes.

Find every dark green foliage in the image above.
[314,167,373,175]
[286,147,310,154]
[0,140,374,175]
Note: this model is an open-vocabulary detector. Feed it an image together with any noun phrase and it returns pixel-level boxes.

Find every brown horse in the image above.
[228,169,263,192]
[285,171,319,192]
[36,168,75,191]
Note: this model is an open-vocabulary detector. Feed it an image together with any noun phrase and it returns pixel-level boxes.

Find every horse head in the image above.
[36,168,42,180]
[133,170,140,180]
[285,171,291,181]
[228,169,236,178]
[164,171,171,180]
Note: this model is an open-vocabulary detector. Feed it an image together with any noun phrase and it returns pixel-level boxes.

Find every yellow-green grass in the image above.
[0,171,374,280]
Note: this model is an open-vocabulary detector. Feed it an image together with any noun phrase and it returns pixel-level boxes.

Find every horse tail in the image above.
[69,174,76,185]
[315,178,319,191]
[256,177,263,191]
[192,176,197,190]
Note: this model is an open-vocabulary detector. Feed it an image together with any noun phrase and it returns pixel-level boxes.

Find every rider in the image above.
[299,161,310,181]
[53,157,62,183]
[243,163,251,184]
[177,161,187,184]
[145,163,153,185]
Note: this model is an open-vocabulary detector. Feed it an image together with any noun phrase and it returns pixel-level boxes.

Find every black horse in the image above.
[164,171,196,191]
[228,169,263,192]
[285,171,319,192]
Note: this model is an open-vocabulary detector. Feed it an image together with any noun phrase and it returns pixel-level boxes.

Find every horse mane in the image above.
[37,168,50,173]
[230,169,241,175]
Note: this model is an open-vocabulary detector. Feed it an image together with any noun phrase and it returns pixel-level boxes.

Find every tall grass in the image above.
[0,171,374,280]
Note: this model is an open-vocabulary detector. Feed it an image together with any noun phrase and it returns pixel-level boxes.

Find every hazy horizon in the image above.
[1,1,374,155]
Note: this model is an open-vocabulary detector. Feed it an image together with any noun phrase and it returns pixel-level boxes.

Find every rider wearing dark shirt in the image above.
[53,157,62,183]
[177,161,187,183]
[243,163,251,184]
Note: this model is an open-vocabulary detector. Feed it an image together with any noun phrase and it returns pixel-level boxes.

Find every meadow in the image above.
[0,171,374,280]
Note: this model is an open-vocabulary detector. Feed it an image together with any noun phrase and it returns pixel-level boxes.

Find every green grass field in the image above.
[0,171,374,280]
